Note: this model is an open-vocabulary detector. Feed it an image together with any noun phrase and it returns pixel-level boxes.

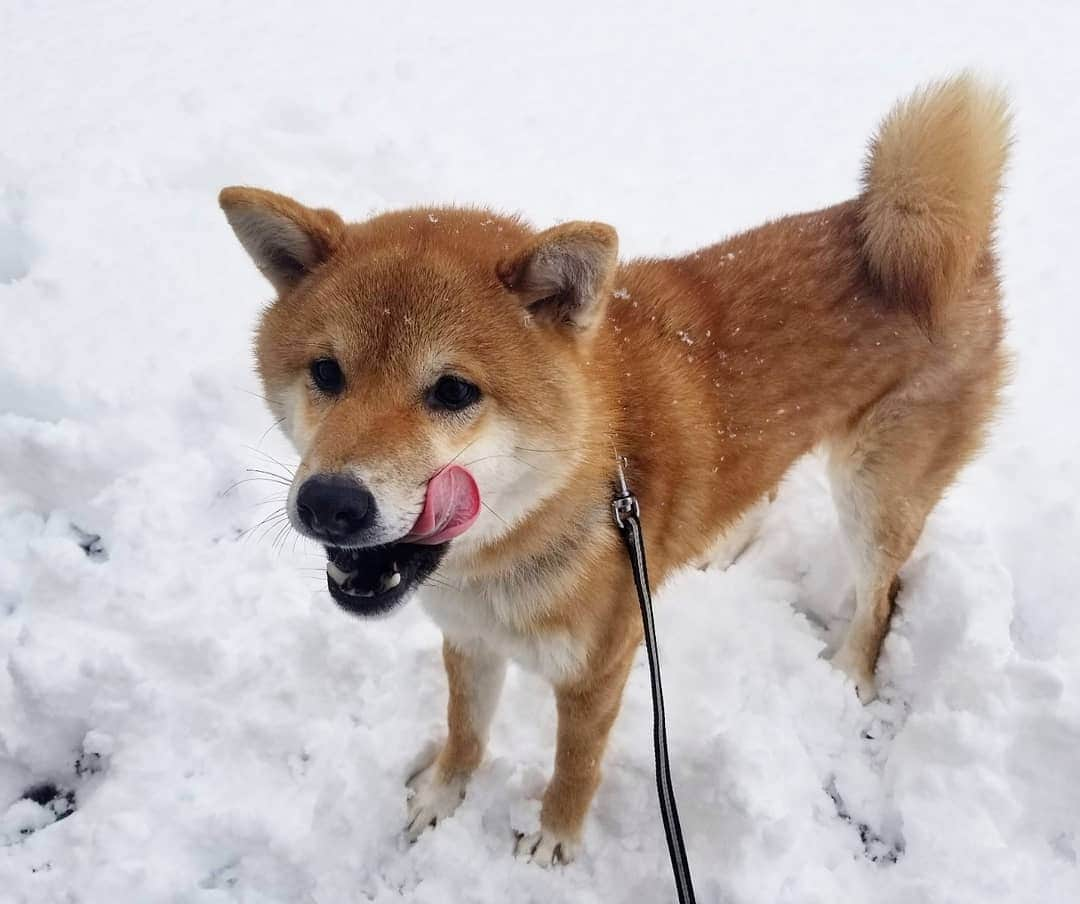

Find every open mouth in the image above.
[324,541,448,616]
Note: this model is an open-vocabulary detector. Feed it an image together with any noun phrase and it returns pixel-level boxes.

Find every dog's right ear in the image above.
[218,187,345,293]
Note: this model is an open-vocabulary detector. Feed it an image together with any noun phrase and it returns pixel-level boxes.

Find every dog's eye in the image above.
[310,357,345,395]
[428,375,480,412]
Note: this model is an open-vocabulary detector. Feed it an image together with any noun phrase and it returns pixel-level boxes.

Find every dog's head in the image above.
[220,187,618,615]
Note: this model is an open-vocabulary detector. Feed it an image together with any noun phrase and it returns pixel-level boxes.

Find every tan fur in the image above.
[220,75,1011,862]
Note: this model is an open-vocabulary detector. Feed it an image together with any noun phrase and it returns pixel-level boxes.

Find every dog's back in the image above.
[603,74,1010,699]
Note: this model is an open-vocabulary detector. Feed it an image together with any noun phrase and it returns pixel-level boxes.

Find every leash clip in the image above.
[612,456,640,529]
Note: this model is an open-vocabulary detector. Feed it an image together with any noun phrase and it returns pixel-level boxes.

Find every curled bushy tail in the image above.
[858,74,1011,330]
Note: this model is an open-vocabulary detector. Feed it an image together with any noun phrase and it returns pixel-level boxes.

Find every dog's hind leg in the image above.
[826,381,996,702]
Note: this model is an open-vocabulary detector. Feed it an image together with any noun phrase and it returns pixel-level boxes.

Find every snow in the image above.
[2,1,1079,902]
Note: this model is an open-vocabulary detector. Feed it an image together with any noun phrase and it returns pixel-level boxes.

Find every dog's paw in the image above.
[514,828,579,866]
[404,761,467,841]
[830,646,878,704]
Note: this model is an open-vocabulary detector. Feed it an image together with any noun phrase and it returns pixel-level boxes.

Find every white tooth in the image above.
[381,571,402,590]
[327,561,354,585]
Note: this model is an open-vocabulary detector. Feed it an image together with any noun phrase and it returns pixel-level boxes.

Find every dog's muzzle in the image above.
[319,464,479,616]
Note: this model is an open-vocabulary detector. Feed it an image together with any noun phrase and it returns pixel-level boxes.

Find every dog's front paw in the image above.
[404,760,467,841]
[830,645,878,703]
[514,828,579,866]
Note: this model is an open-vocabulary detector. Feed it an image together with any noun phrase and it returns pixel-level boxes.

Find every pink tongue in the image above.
[404,465,481,545]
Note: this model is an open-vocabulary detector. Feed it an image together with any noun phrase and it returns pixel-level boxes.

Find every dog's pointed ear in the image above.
[497,221,618,331]
[218,186,345,293]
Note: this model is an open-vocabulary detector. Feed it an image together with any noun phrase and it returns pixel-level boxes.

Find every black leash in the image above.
[612,459,698,904]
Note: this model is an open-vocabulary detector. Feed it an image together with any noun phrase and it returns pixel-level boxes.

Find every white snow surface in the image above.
[2,2,1079,902]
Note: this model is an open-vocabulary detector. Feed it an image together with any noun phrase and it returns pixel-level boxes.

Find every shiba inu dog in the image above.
[219,75,1010,865]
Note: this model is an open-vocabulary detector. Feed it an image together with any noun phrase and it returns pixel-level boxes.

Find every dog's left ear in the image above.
[497,221,618,332]
[218,186,345,294]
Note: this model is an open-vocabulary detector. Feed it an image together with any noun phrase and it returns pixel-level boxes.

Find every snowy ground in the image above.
[2,2,1079,902]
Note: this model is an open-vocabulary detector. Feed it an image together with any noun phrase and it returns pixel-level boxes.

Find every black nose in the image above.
[296,474,376,542]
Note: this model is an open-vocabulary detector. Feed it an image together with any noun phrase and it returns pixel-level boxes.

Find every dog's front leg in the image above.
[516,648,636,865]
[405,637,506,840]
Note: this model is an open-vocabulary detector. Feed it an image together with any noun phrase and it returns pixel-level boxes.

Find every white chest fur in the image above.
[419,577,587,684]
